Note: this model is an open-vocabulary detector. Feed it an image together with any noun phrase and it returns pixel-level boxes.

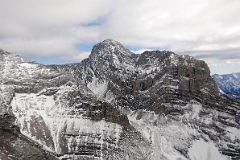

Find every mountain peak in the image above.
[102,39,122,45]
[89,39,133,61]
[96,39,129,51]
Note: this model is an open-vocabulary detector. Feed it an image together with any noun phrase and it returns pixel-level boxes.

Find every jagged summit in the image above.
[102,39,123,45]
[89,39,134,61]
[89,39,197,67]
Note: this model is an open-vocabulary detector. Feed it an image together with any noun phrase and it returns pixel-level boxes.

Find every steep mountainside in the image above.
[0,40,240,160]
[213,73,240,97]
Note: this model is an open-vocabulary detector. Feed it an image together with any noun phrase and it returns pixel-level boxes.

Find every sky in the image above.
[0,0,240,74]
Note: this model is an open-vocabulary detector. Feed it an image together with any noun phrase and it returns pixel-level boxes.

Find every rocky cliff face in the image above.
[0,40,239,160]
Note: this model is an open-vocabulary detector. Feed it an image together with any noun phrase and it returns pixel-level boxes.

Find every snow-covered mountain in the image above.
[213,73,240,97]
[0,40,239,160]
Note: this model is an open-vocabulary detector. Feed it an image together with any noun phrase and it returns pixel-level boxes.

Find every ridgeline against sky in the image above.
[0,0,240,74]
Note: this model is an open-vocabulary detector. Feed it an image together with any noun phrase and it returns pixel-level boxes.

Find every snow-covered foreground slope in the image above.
[11,91,122,158]
[127,101,235,160]
[0,40,240,160]
[189,139,228,160]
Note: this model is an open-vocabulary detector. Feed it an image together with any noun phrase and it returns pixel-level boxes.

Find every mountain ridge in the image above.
[0,40,239,160]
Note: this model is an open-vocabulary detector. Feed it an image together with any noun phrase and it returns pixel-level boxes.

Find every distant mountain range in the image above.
[213,73,240,97]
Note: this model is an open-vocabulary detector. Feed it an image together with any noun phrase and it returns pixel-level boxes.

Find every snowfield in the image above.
[189,139,230,160]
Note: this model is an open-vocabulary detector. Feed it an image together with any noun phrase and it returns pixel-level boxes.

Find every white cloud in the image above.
[70,51,91,62]
[202,58,240,75]
[0,0,240,74]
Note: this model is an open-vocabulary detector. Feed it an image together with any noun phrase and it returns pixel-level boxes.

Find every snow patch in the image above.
[128,110,197,160]
[87,76,108,99]
[188,139,230,160]
[11,92,122,156]
[20,62,38,69]
[226,127,240,141]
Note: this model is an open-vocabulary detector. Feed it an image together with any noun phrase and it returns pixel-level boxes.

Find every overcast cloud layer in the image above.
[0,0,240,74]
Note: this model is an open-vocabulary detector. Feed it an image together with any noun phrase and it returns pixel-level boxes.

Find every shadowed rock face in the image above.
[0,40,240,160]
[0,128,58,160]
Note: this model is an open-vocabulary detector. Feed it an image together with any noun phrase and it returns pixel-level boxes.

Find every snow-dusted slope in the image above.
[213,73,240,97]
[11,92,123,157]
[0,40,240,160]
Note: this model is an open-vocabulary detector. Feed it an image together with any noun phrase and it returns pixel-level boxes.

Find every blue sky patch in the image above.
[81,16,107,27]
[75,42,94,52]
